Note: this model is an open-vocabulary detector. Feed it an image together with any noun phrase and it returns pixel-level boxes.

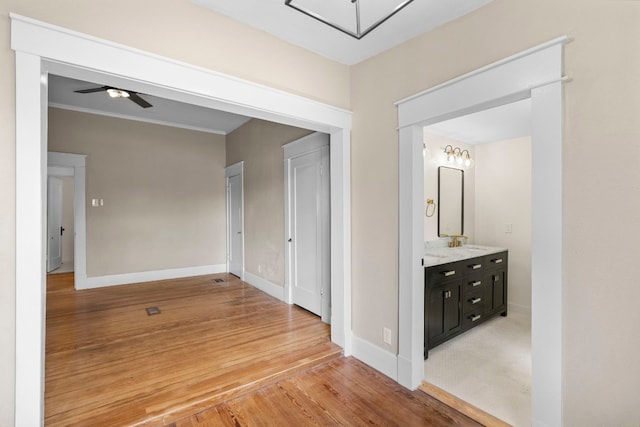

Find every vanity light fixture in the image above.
[285,0,414,40]
[444,145,473,168]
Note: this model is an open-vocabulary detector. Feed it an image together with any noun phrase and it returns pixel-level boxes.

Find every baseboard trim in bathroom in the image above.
[419,381,512,427]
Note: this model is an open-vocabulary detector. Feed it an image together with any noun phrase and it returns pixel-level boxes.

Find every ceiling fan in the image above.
[74,86,153,108]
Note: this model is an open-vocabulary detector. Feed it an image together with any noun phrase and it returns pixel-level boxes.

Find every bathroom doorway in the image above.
[422,98,533,425]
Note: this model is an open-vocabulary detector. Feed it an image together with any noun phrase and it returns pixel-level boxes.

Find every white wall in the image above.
[475,136,532,313]
[423,131,475,242]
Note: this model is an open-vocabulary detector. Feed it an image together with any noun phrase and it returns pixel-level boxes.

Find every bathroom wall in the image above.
[475,136,532,313]
[423,131,475,243]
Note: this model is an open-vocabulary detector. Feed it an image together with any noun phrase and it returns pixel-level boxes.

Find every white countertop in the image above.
[423,245,506,267]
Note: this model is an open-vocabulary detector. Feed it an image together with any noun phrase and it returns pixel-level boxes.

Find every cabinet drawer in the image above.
[464,274,484,292]
[463,294,484,313]
[461,258,484,273]
[425,261,461,288]
[463,311,484,329]
[485,253,507,268]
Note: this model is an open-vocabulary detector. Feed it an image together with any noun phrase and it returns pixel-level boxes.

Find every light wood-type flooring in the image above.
[46,273,480,426]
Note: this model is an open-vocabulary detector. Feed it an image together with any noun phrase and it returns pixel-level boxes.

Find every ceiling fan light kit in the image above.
[74,85,153,109]
[106,88,130,98]
[285,0,414,39]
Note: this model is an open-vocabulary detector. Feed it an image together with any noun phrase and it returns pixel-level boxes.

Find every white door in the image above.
[227,171,244,278]
[47,176,63,272]
[288,144,330,318]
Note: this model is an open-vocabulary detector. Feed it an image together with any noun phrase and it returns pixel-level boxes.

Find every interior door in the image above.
[289,146,330,317]
[227,173,243,278]
[47,176,63,272]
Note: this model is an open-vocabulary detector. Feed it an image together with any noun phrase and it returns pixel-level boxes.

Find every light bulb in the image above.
[464,158,471,167]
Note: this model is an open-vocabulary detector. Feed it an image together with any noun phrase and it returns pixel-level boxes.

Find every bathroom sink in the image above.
[463,245,491,251]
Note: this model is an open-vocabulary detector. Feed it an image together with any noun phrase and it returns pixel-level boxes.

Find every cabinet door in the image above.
[427,281,461,348]
[484,268,507,315]
[443,282,461,335]
[492,267,507,313]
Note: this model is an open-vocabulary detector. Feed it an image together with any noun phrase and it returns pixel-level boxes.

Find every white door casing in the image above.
[226,162,244,278]
[47,177,63,272]
[225,162,244,279]
[285,134,330,319]
[13,15,352,426]
[396,37,566,427]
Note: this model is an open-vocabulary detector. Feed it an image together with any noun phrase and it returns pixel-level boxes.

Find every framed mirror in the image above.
[438,166,464,236]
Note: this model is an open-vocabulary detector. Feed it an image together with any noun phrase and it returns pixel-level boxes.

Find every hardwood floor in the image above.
[46,273,480,426]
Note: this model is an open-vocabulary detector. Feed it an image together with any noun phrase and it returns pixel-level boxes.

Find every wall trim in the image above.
[243,271,285,301]
[49,103,230,136]
[282,131,329,158]
[351,334,398,381]
[82,264,226,289]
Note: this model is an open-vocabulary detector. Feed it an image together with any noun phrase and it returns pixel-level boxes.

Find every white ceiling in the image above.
[48,75,252,135]
[192,0,493,65]
[425,98,532,145]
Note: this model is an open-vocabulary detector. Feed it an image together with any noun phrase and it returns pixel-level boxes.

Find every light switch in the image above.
[91,198,99,207]
[504,223,513,233]
[99,199,104,206]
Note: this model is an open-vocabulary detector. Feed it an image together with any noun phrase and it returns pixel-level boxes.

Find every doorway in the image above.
[226,162,244,279]
[13,15,352,425]
[284,133,331,322]
[422,105,533,424]
[46,174,75,274]
[396,38,566,426]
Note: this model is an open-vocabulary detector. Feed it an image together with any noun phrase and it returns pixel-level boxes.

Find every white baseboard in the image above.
[351,334,398,381]
[82,264,226,289]
[243,271,285,301]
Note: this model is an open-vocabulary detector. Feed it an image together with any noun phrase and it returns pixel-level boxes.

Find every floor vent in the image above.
[145,307,161,316]
[213,279,224,283]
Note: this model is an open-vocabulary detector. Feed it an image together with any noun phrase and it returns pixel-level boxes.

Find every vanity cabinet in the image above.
[425,250,508,358]
[484,253,508,317]
[426,271,462,349]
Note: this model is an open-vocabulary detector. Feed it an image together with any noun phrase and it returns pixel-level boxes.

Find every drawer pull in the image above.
[470,264,482,270]
[492,258,503,264]
[469,314,481,322]
[442,270,456,277]
[469,297,481,304]
[470,280,482,287]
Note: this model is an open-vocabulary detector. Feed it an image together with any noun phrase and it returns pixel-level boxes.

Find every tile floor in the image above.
[424,310,531,427]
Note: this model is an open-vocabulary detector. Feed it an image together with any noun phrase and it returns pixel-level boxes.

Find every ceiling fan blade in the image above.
[74,86,110,94]
[128,93,152,109]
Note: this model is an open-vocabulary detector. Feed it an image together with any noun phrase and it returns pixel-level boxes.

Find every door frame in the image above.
[12,14,352,426]
[46,176,63,272]
[47,152,87,288]
[283,133,331,321]
[225,162,245,280]
[396,37,567,426]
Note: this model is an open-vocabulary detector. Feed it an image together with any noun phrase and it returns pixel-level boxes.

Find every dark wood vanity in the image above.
[424,250,508,358]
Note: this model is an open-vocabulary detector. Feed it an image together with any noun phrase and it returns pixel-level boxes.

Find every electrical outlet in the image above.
[504,223,513,233]
[383,327,392,345]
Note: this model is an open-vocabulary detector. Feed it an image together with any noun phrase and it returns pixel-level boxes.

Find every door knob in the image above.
[288,238,292,242]
[60,226,65,236]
